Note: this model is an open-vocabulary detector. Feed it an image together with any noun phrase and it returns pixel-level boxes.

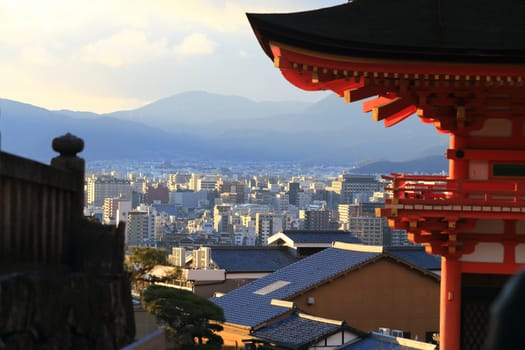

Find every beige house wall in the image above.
[220,323,251,350]
[291,258,440,340]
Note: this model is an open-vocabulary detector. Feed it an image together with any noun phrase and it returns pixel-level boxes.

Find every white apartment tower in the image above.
[86,175,132,206]
[103,196,131,225]
[169,247,186,267]
[192,247,212,269]
[255,212,274,245]
[126,211,152,245]
[213,204,232,233]
[331,174,383,204]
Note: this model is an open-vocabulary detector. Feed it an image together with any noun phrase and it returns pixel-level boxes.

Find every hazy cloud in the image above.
[0,0,344,113]
[175,33,217,56]
[21,46,60,66]
[80,30,173,68]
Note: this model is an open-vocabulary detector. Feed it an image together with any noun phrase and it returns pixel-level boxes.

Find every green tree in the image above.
[142,285,225,350]
[128,246,167,272]
[127,247,168,289]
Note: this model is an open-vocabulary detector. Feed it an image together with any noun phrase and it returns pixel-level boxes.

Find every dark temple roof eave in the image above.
[247,0,525,65]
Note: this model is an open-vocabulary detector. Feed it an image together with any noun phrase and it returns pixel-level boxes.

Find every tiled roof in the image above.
[341,333,436,350]
[385,246,441,271]
[282,231,362,244]
[211,247,298,272]
[252,312,343,349]
[211,244,380,327]
[247,1,525,62]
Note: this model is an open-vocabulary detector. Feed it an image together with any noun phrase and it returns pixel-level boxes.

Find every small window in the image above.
[493,164,525,177]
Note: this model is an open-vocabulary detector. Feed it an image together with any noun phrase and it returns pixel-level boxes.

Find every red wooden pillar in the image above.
[440,256,462,350]
[441,132,467,349]
[449,133,468,180]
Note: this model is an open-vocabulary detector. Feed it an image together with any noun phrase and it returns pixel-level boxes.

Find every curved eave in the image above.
[266,41,525,129]
[270,41,525,83]
[247,0,525,64]
[269,41,525,93]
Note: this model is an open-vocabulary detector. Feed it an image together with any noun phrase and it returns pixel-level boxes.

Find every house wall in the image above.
[134,305,158,339]
[311,330,359,349]
[291,258,440,341]
[220,323,251,350]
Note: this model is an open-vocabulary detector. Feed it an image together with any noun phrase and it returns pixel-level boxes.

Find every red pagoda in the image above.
[247,1,525,349]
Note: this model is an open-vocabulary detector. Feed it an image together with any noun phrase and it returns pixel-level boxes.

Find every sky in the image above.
[0,1,345,114]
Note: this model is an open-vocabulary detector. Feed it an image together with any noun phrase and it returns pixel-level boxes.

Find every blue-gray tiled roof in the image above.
[385,246,441,271]
[252,312,342,349]
[283,231,362,244]
[211,246,380,327]
[211,247,297,272]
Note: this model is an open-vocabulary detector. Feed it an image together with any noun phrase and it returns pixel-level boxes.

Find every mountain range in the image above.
[0,91,449,171]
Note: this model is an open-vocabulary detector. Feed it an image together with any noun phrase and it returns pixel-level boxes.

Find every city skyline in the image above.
[1,1,343,114]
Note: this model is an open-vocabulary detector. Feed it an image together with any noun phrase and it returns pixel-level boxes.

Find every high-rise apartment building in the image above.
[272,192,289,212]
[167,173,191,191]
[198,175,221,192]
[287,182,301,207]
[169,190,208,210]
[213,204,232,233]
[299,209,330,231]
[330,174,383,204]
[86,175,132,206]
[103,196,131,225]
[255,212,274,245]
[297,190,313,209]
[389,227,410,247]
[126,210,154,245]
[217,179,246,204]
[349,216,388,246]
[192,247,212,269]
[169,247,186,267]
[338,203,358,220]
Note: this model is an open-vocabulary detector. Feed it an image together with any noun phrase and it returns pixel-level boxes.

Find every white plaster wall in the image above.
[515,244,525,263]
[469,160,489,180]
[460,242,504,263]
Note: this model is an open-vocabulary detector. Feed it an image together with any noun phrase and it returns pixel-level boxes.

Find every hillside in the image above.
[0,92,447,164]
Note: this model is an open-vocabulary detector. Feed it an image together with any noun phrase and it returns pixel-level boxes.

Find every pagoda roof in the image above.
[247,0,525,63]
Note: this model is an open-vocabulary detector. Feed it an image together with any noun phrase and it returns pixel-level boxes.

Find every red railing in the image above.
[383,174,525,207]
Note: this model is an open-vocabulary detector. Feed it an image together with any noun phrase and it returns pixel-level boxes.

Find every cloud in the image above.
[175,33,217,56]
[0,0,344,113]
[148,1,344,35]
[21,46,60,66]
[80,30,173,68]
[0,64,147,113]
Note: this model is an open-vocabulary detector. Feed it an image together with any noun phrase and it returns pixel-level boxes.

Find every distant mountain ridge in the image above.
[0,91,448,166]
[103,91,312,130]
[351,155,448,175]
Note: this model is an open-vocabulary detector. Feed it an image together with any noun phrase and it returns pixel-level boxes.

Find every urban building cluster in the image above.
[84,167,409,249]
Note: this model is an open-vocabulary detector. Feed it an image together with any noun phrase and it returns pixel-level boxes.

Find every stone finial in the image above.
[52,133,84,157]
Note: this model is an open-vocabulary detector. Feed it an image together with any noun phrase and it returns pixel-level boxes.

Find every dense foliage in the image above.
[128,246,167,272]
[142,285,225,350]
[126,246,169,284]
